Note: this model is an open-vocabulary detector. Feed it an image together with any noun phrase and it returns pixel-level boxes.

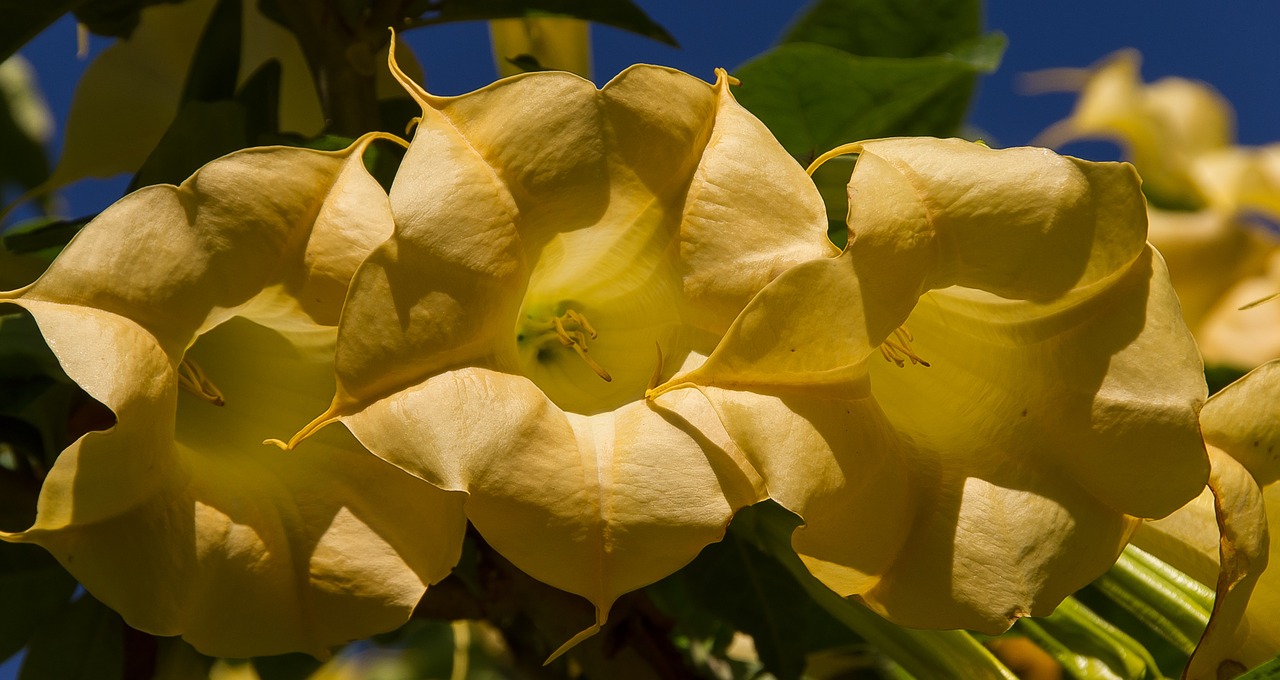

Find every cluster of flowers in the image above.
[1034,50,1280,367]
[2,42,1274,676]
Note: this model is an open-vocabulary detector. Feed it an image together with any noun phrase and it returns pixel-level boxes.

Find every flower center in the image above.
[517,307,612,382]
[879,325,930,368]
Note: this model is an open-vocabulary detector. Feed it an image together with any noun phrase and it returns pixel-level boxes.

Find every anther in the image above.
[177,357,226,406]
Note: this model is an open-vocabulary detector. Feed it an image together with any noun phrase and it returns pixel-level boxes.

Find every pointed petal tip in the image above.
[543,619,604,665]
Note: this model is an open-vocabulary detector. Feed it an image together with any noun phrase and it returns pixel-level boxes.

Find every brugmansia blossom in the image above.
[651,138,1210,633]
[1032,50,1280,367]
[285,40,837,656]
[1134,361,1280,679]
[0,135,467,658]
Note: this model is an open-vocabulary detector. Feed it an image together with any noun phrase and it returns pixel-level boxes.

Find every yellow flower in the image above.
[284,40,837,656]
[653,138,1210,633]
[0,135,466,658]
[1133,361,1280,679]
[1032,50,1280,368]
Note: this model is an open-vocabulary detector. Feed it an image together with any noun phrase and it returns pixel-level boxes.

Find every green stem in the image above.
[1090,546,1211,655]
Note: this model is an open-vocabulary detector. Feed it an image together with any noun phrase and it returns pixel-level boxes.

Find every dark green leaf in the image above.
[129,99,248,190]
[179,0,242,104]
[73,0,188,39]
[248,654,324,680]
[237,59,282,143]
[0,543,77,662]
[0,0,88,63]
[411,0,677,47]
[783,0,981,58]
[648,507,860,680]
[19,594,124,680]
[1,216,91,257]
[733,36,1006,160]
[1206,363,1249,395]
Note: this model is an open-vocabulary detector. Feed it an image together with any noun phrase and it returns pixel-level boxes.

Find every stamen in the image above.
[564,309,598,339]
[539,309,612,382]
[177,357,225,406]
[878,325,930,368]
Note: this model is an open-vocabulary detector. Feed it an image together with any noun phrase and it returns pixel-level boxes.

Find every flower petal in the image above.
[662,139,1207,632]
[340,367,764,651]
[1,137,458,657]
[5,318,465,657]
[1202,360,1280,486]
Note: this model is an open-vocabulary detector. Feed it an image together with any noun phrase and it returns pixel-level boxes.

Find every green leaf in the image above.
[732,36,1006,160]
[0,543,78,662]
[783,0,981,58]
[1240,655,1280,679]
[1,216,91,257]
[18,594,124,680]
[410,0,677,47]
[648,514,859,680]
[0,0,87,63]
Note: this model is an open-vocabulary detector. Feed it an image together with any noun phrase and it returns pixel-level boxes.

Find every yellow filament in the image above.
[879,325,930,368]
[177,357,225,406]
[544,309,611,382]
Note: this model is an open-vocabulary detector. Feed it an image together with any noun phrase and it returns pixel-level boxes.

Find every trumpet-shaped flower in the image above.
[1134,361,1280,679]
[286,43,838,655]
[1032,50,1280,368]
[0,135,466,658]
[652,138,1210,633]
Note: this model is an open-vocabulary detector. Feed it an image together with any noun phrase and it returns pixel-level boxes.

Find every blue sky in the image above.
[10,1,1280,223]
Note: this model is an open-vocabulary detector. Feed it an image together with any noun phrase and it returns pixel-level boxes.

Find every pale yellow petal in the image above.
[1180,447,1269,680]
[663,251,875,399]
[1202,360,1280,487]
[693,387,912,596]
[341,367,763,646]
[844,139,1147,314]
[678,71,838,333]
[12,137,391,355]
